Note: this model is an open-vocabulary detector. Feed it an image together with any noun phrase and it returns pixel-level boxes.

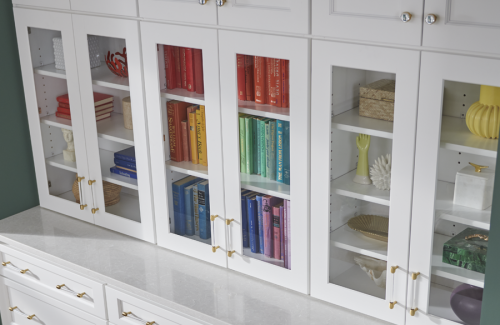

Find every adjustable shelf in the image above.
[238,100,290,121]
[330,224,388,261]
[331,108,393,139]
[160,88,205,105]
[240,173,290,200]
[331,170,390,206]
[165,160,209,179]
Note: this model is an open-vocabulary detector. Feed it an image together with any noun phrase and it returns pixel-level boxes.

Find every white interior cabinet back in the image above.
[312,0,424,46]
[138,0,217,25]
[217,0,310,35]
[422,1,500,55]
[70,0,138,17]
[12,0,70,10]
[72,15,156,243]
[13,8,94,224]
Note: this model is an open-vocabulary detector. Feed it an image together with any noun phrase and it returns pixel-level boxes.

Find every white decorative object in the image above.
[370,154,392,191]
[61,128,76,162]
[53,36,101,71]
[353,255,387,288]
[454,163,494,210]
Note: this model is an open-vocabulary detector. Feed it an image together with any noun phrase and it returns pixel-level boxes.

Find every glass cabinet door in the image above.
[13,8,93,223]
[310,40,420,323]
[219,31,310,293]
[141,22,227,267]
[72,15,155,243]
[408,52,500,325]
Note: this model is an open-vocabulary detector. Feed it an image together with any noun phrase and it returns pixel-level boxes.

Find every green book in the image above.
[252,117,259,175]
[245,115,254,174]
[265,120,271,178]
[239,114,247,173]
[276,119,284,183]
[269,119,277,180]
[259,118,269,178]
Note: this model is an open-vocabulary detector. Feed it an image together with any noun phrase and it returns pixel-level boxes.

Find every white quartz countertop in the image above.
[0,207,389,325]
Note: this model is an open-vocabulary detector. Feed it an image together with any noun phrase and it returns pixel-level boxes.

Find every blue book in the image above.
[198,181,211,240]
[185,182,202,236]
[269,120,277,181]
[256,194,265,254]
[114,147,136,163]
[172,176,200,236]
[247,194,259,253]
[276,120,284,183]
[283,121,290,185]
[241,189,253,248]
[110,166,137,179]
[114,158,136,170]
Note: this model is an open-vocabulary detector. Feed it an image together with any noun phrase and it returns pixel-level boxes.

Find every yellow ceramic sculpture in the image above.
[466,85,500,139]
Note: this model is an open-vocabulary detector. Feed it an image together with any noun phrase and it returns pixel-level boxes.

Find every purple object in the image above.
[450,284,483,325]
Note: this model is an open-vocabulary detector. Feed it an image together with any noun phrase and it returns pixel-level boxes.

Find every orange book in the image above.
[181,120,190,162]
[281,60,289,108]
[188,111,199,164]
[254,56,266,104]
[272,59,282,107]
[266,57,274,105]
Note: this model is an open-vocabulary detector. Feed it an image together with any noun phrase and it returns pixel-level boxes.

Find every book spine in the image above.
[196,109,204,165]
[164,45,176,90]
[110,166,137,179]
[276,120,284,183]
[181,120,190,162]
[167,101,179,162]
[263,198,272,257]
[254,56,266,104]
[200,106,208,166]
[256,196,265,254]
[287,200,291,269]
[237,54,246,101]
[269,120,277,180]
[113,153,136,163]
[252,118,259,175]
[58,102,70,109]
[114,158,136,170]
[57,107,71,115]
[241,192,250,247]
[185,186,194,236]
[273,59,282,107]
[245,116,253,174]
[283,121,290,185]
[248,198,259,253]
[185,48,195,92]
[180,47,187,89]
[173,183,181,235]
[273,206,280,259]
[174,182,186,236]
[256,119,261,175]
[265,121,270,178]
[260,119,267,178]
[193,184,200,236]
[193,49,204,95]
[55,112,71,120]
[282,60,289,108]
[284,201,288,269]
[280,205,284,261]
[198,183,210,239]
[239,114,246,173]
[244,55,255,101]
[173,47,182,89]
[266,58,274,105]
[189,111,199,164]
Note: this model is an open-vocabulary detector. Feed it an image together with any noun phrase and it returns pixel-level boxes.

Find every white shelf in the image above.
[330,224,388,261]
[238,100,290,121]
[166,160,209,179]
[46,153,77,172]
[243,248,285,268]
[105,192,141,223]
[34,63,67,79]
[440,116,497,158]
[331,264,386,300]
[99,149,138,190]
[429,283,464,324]
[435,181,490,230]
[432,233,485,288]
[331,108,393,139]
[240,173,290,200]
[40,113,72,130]
[179,234,212,245]
[160,88,205,105]
[331,170,390,206]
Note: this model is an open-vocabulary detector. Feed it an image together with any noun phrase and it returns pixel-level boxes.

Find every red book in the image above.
[57,92,113,107]
[237,54,246,101]
[193,49,204,95]
[266,58,274,105]
[181,120,190,162]
[58,102,113,112]
[166,100,189,162]
[281,60,289,108]
[180,48,188,90]
[185,48,196,92]
[164,45,176,90]
[59,102,70,109]
[273,204,281,260]
[173,47,182,89]
[254,56,266,104]
[56,111,111,121]
[272,59,282,107]
[244,56,255,101]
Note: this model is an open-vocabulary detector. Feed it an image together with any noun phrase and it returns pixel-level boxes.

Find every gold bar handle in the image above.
[389,301,397,309]
[212,245,220,253]
[122,311,155,324]
[9,306,17,311]
[20,269,29,274]
[77,292,86,298]
[80,204,87,210]
[122,311,132,316]
[91,208,99,214]
[210,215,219,221]
[2,261,11,266]
[88,180,96,185]
[412,272,420,280]
[226,218,234,225]
[389,265,399,309]
[77,176,85,183]
[409,272,420,316]
[56,284,65,289]
[27,314,36,320]
[410,308,418,316]
[227,250,235,257]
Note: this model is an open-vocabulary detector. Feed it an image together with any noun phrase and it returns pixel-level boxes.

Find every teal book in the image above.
[276,119,284,183]
[269,119,277,180]
[265,120,271,179]
[283,121,290,185]
[239,114,247,173]
[252,117,259,175]
[245,115,254,174]
[259,118,268,178]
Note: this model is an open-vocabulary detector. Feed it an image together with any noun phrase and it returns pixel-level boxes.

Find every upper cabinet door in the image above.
[310,40,420,324]
[140,22,227,267]
[408,52,500,325]
[13,8,93,224]
[219,30,310,293]
[422,1,500,55]
[217,0,310,35]
[72,15,156,243]
[70,0,138,17]
[13,0,70,10]
[138,0,217,25]
[312,0,424,46]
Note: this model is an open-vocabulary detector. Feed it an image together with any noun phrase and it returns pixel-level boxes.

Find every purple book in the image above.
[287,200,291,270]
[280,205,284,261]
[284,200,288,269]
[262,195,282,257]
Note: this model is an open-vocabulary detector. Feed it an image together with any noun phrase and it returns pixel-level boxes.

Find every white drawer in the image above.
[106,287,202,325]
[0,276,107,325]
[0,245,106,319]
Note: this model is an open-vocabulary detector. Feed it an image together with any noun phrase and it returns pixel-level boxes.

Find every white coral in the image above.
[370,154,391,191]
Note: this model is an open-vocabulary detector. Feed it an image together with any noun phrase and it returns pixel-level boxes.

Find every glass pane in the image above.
[237,54,291,269]
[424,81,495,324]
[328,66,396,299]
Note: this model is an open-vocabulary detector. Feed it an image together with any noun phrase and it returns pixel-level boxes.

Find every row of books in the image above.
[242,190,291,269]
[164,46,204,94]
[172,176,211,239]
[237,55,289,108]
[239,114,290,185]
[55,92,114,121]
[109,147,137,179]
[167,101,208,165]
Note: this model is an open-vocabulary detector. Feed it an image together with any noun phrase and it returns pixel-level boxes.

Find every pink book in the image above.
[273,205,281,260]
[284,200,288,269]
[287,200,291,270]
[280,205,284,261]
[263,196,281,257]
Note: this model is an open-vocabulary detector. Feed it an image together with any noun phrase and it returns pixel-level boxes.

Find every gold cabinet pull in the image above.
[56,284,65,289]
[88,180,96,185]
[77,176,85,183]
[91,208,99,214]
[210,215,219,221]
[212,245,220,253]
[226,218,234,225]
[27,314,36,320]
[389,265,399,309]
[412,272,420,280]
[77,292,86,298]
[9,306,17,311]
[20,269,29,274]
[122,311,132,316]
[389,301,397,309]
[410,308,418,316]
[122,311,155,324]
[80,204,88,210]
[2,261,11,266]
[409,272,420,316]
[228,250,235,257]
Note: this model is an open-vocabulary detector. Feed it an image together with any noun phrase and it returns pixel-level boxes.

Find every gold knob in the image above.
[20,269,29,274]
[389,301,397,309]
[27,314,36,320]
[9,306,17,311]
[80,204,87,210]
[2,261,11,266]
[77,176,85,182]
[56,284,65,289]
[390,266,399,274]
[411,272,420,280]
[212,246,220,253]
[122,311,132,317]
[228,250,235,257]
[470,162,488,173]
[210,215,219,221]
[91,208,99,214]
[410,308,418,316]
[226,218,234,225]
[77,292,86,298]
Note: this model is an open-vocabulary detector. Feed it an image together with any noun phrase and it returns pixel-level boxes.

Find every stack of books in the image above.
[164,46,204,94]
[239,114,290,185]
[55,92,114,121]
[241,190,291,269]
[167,101,208,166]
[172,176,210,239]
[237,55,289,108]
[110,147,137,179]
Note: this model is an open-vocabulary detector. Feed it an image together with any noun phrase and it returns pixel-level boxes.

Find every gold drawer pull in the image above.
[56,284,66,289]
[27,314,36,320]
[2,261,11,266]
[122,311,132,316]
[9,306,17,311]
[122,311,155,324]
[77,292,86,298]
[20,269,29,274]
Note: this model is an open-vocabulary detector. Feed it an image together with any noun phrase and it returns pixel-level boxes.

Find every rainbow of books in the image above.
[55,92,114,121]
[110,147,137,179]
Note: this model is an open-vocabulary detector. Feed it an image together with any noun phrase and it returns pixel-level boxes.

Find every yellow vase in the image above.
[466,85,500,139]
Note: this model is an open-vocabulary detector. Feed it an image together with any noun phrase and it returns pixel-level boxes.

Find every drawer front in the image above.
[12,0,71,10]
[0,245,106,318]
[70,0,138,17]
[0,276,107,325]
[106,287,202,325]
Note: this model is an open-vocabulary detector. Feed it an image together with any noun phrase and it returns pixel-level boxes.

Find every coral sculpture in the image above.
[370,154,391,191]
[354,255,387,288]
[466,85,500,139]
[106,47,128,78]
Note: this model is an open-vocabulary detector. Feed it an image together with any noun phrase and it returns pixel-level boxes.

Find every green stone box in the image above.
[442,227,489,274]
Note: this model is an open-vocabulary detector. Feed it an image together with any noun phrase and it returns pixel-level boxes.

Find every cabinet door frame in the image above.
[141,22,227,267]
[72,15,156,243]
[310,40,421,324]
[13,0,70,10]
[138,0,217,26]
[70,0,138,17]
[13,8,93,224]
[219,30,310,294]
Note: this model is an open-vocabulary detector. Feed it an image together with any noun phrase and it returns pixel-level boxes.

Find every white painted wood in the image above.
[72,15,156,243]
[138,0,217,25]
[312,0,424,46]
[13,0,70,10]
[165,161,209,179]
[219,30,310,294]
[330,224,388,261]
[332,108,393,139]
[331,170,391,206]
[141,22,227,267]
[70,0,138,17]
[217,0,310,34]
[238,101,290,121]
[13,8,94,224]
[160,88,205,105]
[310,40,420,324]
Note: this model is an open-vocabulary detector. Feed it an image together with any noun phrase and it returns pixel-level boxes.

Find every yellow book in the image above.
[200,105,208,167]
[196,109,204,165]
[188,111,199,164]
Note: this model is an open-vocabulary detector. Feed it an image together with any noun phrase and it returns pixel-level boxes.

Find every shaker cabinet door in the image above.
[138,0,217,25]
[12,0,70,10]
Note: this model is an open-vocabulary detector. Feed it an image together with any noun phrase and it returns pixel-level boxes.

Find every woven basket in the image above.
[359,79,395,122]
[72,177,121,207]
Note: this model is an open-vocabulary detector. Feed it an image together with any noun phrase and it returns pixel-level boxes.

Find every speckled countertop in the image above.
[0,207,389,325]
